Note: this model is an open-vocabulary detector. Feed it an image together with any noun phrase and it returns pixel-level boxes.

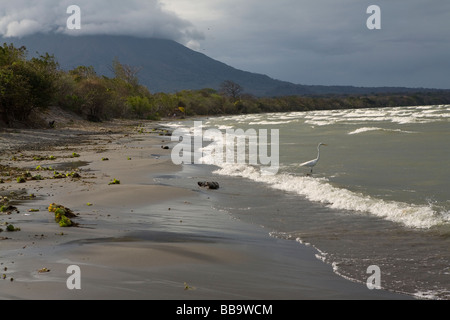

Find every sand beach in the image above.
[0,109,412,300]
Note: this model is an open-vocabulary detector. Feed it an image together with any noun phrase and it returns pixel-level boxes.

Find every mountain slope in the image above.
[0,34,442,96]
[1,34,287,95]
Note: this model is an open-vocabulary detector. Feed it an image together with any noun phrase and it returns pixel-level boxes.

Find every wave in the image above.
[248,120,296,125]
[212,164,449,229]
[202,105,449,129]
[300,105,450,126]
[215,125,235,130]
[176,105,450,229]
[348,127,418,135]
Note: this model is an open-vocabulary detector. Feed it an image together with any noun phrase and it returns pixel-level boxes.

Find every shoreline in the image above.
[0,118,412,300]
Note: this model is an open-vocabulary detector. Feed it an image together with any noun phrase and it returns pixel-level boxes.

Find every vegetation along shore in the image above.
[1,42,450,129]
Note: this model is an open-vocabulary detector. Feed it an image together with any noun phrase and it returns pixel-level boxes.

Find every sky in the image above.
[1,0,450,89]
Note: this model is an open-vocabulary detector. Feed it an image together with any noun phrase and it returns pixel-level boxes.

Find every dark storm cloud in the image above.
[0,0,204,45]
[175,0,450,88]
[1,0,449,88]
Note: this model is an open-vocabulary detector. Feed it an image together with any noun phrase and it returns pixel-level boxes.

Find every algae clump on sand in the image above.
[6,224,20,232]
[48,203,78,227]
[108,178,121,185]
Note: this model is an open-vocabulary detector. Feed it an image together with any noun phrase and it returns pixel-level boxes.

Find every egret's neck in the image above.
[316,146,321,160]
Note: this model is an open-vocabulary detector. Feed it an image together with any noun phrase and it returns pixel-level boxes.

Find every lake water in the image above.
[166,104,450,299]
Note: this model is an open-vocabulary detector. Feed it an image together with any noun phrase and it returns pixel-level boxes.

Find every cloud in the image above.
[162,0,450,88]
[1,0,449,88]
[0,0,204,45]
[3,19,42,37]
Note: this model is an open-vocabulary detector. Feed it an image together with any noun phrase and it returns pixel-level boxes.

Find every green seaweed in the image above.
[53,171,66,179]
[0,205,16,213]
[16,177,26,183]
[108,178,121,185]
[66,172,81,178]
[6,224,20,232]
[54,208,66,223]
[0,197,9,205]
[58,215,72,227]
[48,203,77,227]
[36,165,53,171]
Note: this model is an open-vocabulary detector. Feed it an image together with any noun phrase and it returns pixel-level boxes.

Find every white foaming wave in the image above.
[215,125,235,130]
[391,116,435,124]
[163,122,185,129]
[348,127,417,135]
[305,115,440,126]
[420,109,440,114]
[305,119,338,126]
[248,120,296,125]
[343,110,388,118]
[348,127,382,135]
[413,290,444,300]
[208,106,449,130]
[273,114,303,120]
[417,112,450,118]
[415,106,435,110]
[215,114,263,123]
[213,164,449,229]
[300,105,450,126]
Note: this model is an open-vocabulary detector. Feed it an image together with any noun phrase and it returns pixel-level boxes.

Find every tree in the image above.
[111,57,142,89]
[126,96,153,119]
[0,44,59,125]
[0,43,27,66]
[76,78,111,122]
[220,80,243,102]
[69,65,97,82]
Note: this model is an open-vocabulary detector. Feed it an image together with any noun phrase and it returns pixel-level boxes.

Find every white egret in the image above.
[300,143,327,174]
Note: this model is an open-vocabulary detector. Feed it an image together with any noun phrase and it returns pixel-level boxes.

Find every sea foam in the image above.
[184,105,450,229]
[213,163,449,229]
[348,127,417,135]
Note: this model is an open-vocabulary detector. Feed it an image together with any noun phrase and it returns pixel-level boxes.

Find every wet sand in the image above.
[0,118,412,300]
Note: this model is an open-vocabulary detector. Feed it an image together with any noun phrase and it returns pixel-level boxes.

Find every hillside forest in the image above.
[1,43,450,127]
